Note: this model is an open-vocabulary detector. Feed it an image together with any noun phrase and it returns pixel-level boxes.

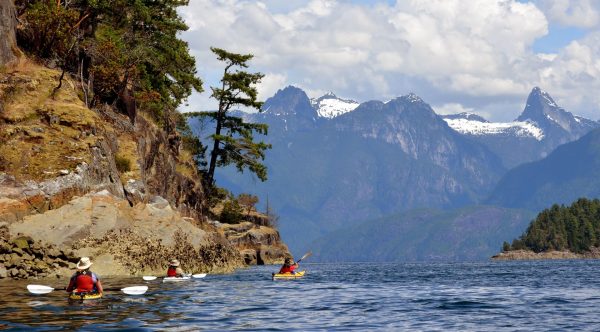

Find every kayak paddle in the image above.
[143,273,206,280]
[27,284,148,295]
[120,286,148,295]
[296,251,312,264]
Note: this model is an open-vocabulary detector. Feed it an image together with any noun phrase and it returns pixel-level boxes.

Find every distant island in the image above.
[493,198,600,260]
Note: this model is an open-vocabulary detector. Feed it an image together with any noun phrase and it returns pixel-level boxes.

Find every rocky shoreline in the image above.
[492,247,600,260]
[0,236,79,279]
[0,62,291,280]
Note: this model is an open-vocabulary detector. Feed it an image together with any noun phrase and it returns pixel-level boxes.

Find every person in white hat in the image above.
[166,258,185,277]
[66,257,104,294]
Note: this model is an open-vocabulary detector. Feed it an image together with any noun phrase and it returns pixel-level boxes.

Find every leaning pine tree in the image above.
[188,47,271,190]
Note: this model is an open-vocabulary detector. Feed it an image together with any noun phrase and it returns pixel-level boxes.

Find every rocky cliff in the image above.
[0,61,290,279]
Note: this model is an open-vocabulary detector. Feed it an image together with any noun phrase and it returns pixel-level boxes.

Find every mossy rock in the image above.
[11,236,32,249]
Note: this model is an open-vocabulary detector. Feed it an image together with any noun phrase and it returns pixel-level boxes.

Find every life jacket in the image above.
[70,271,98,293]
[167,266,178,277]
[279,264,296,274]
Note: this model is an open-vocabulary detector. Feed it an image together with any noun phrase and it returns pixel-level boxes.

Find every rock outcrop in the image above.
[5,191,242,277]
[0,0,18,66]
[217,221,290,265]
[492,247,600,260]
[0,234,79,279]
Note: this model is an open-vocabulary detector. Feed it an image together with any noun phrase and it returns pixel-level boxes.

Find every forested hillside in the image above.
[505,198,600,253]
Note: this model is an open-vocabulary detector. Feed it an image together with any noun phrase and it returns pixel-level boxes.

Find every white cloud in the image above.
[534,32,600,119]
[179,0,600,121]
[433,103,475,116]
[537,0,600,28]
[257,73,288,102]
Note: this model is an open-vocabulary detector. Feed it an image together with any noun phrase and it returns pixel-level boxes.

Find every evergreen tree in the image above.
[187,47,271,188]
[505,198,600,253]
[16,0,202,127]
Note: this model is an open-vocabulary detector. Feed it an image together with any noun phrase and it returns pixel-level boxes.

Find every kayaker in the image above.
[278,257,298,274]
[66,257,103,294]
[167,259,185,277]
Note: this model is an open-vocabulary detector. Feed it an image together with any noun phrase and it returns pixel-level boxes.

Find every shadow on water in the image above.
[1,261,600,330]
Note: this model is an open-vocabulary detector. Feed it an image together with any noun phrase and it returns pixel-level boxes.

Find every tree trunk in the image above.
[0,0,17,66]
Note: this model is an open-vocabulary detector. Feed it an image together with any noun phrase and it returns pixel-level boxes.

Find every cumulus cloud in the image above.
[536,0,600,28]
[179,0,600,121]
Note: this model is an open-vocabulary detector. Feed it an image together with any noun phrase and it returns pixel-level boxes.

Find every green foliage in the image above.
[502,241,510,252]
[114,155,131,173]
[187,47,271,187]
[508,198,600,253]
[207,187,230,208]
[220,199,243,224]
[16,1,80,59]
[16,0,202,127]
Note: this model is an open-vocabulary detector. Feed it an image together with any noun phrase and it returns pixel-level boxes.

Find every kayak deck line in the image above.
[68,292,103,301]
[162,276,191,282]
[272,270,306,280]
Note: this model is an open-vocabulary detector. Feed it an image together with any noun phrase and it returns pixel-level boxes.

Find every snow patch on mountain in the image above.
[444,118,545,141]
[311,92,359,118]
[406,93,422,103]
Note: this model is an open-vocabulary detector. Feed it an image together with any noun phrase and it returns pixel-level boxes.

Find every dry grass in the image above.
[115,134,140,184]
[0,62,103,181]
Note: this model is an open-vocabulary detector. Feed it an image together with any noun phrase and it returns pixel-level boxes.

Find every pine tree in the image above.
[187,47,271,188]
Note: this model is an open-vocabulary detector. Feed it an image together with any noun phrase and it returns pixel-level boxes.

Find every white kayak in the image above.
[162,276,191,282]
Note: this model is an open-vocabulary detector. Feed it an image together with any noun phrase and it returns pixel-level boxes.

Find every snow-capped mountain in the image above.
[441,88,599,168]
[310,92,359,118]
[442,113,544,141]
[517,87,598,141]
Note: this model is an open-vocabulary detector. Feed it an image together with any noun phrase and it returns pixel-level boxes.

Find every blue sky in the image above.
[179,0,600,122]
[533,25,586,53]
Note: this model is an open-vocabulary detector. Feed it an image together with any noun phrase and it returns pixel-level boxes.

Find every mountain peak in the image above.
[518,87,561,123]
[529,86,559,107]
[516,87,599,140]
[405,92,423,103]
[311,92,359,118]
[262,85,316,120]
[274,85,307,98]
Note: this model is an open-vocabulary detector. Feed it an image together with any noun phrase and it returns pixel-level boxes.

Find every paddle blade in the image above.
[192,273,207,279]
[142,276,157,281]
[27,285,54,294]
[298,251,312,262]
[121,286,148,295]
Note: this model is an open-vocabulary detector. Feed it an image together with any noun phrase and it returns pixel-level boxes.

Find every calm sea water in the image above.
[1,261,600,331]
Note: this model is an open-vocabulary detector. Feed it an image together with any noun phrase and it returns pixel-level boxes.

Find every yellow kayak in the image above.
[272,270,306,280]
[68,292,103,301]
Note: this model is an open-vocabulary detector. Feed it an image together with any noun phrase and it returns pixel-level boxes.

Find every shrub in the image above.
[220,200,243,224]
[114,155,131,173]
[238,193,259,216]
